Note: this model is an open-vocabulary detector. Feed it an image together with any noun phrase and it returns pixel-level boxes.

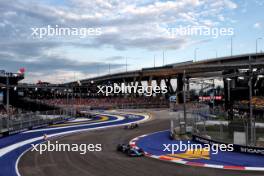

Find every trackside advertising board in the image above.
[193,135,264,156]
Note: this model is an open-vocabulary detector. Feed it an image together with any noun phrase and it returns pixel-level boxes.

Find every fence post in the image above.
[220,123,223,140]
[20,115,22,129]
[203,120,206,135]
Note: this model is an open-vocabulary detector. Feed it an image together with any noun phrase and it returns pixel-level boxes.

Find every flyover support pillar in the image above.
[147,76,153,96]
[177,74,184,104]
[156,78,162,96]
[165,78,174,95]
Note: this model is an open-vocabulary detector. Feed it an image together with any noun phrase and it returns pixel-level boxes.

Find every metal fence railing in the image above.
[170,103,264,147]
[0,108,77,135]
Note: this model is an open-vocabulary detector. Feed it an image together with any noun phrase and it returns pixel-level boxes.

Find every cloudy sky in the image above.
[0,0,263,83]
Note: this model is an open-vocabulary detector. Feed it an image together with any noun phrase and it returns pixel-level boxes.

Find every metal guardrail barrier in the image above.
[0,108,77,136]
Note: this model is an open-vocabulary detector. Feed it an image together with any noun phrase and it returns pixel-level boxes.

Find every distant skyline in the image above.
[0,0,263,83]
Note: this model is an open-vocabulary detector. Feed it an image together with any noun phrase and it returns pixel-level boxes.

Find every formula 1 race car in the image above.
[117,144,144,157]
[124,123,139,129]
[117,144,130,153]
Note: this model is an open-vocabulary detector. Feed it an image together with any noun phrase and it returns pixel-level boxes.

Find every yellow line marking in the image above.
[167,149,210,160]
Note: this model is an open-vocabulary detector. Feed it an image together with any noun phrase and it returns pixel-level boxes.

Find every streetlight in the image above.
[6,75,10,130]
[153,55,156,67]
[183,70,187,133]
[238,76,245,80]
[256,37,263,54]
[97,64,99,76]
[163,50,165,66]
[212,79,215,111]
[125,57,128,72]
[230,36,233,56]
[248,56,254,145]
[213,50,218,58]
[226,78,232,102]
[194,48,199,62]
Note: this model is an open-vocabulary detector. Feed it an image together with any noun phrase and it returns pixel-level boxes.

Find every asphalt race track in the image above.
[19,110,264,176]
[0,112,148,176]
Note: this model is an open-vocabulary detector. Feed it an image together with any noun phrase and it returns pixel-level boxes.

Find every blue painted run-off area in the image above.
[0,114,145,176]
[136,130,264,167]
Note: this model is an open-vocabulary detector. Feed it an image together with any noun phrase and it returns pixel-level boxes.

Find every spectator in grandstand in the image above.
[38,96,169,109]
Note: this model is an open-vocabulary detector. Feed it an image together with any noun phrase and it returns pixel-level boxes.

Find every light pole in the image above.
[77,80,82,109]
[194,48,199,62]
[66,87,69,116]
[213,50,218,58]
[6,76,9,115]
[125,57,128,72]
[97,64,99,76]
[35,87,39,111]
[71,86,75,117]
[183,70,187,133]
[212,79,215,111]
[153,55,156,68]
[6,75,10,129]
[230,36,233,56]
[226,78,232,102]
[248,56,254,145]
[256,37,263,54]
[163,50,165,66]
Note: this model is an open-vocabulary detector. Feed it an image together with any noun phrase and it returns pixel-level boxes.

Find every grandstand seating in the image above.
[39,97,169,109]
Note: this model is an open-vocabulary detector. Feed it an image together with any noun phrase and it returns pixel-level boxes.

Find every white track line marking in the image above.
[23,113,124,133]
[15,113,150,176]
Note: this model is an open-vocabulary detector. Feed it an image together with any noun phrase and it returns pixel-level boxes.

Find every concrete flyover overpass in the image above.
[14,53,264,105]
[63,53,264,102]
[0,71,24,105]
